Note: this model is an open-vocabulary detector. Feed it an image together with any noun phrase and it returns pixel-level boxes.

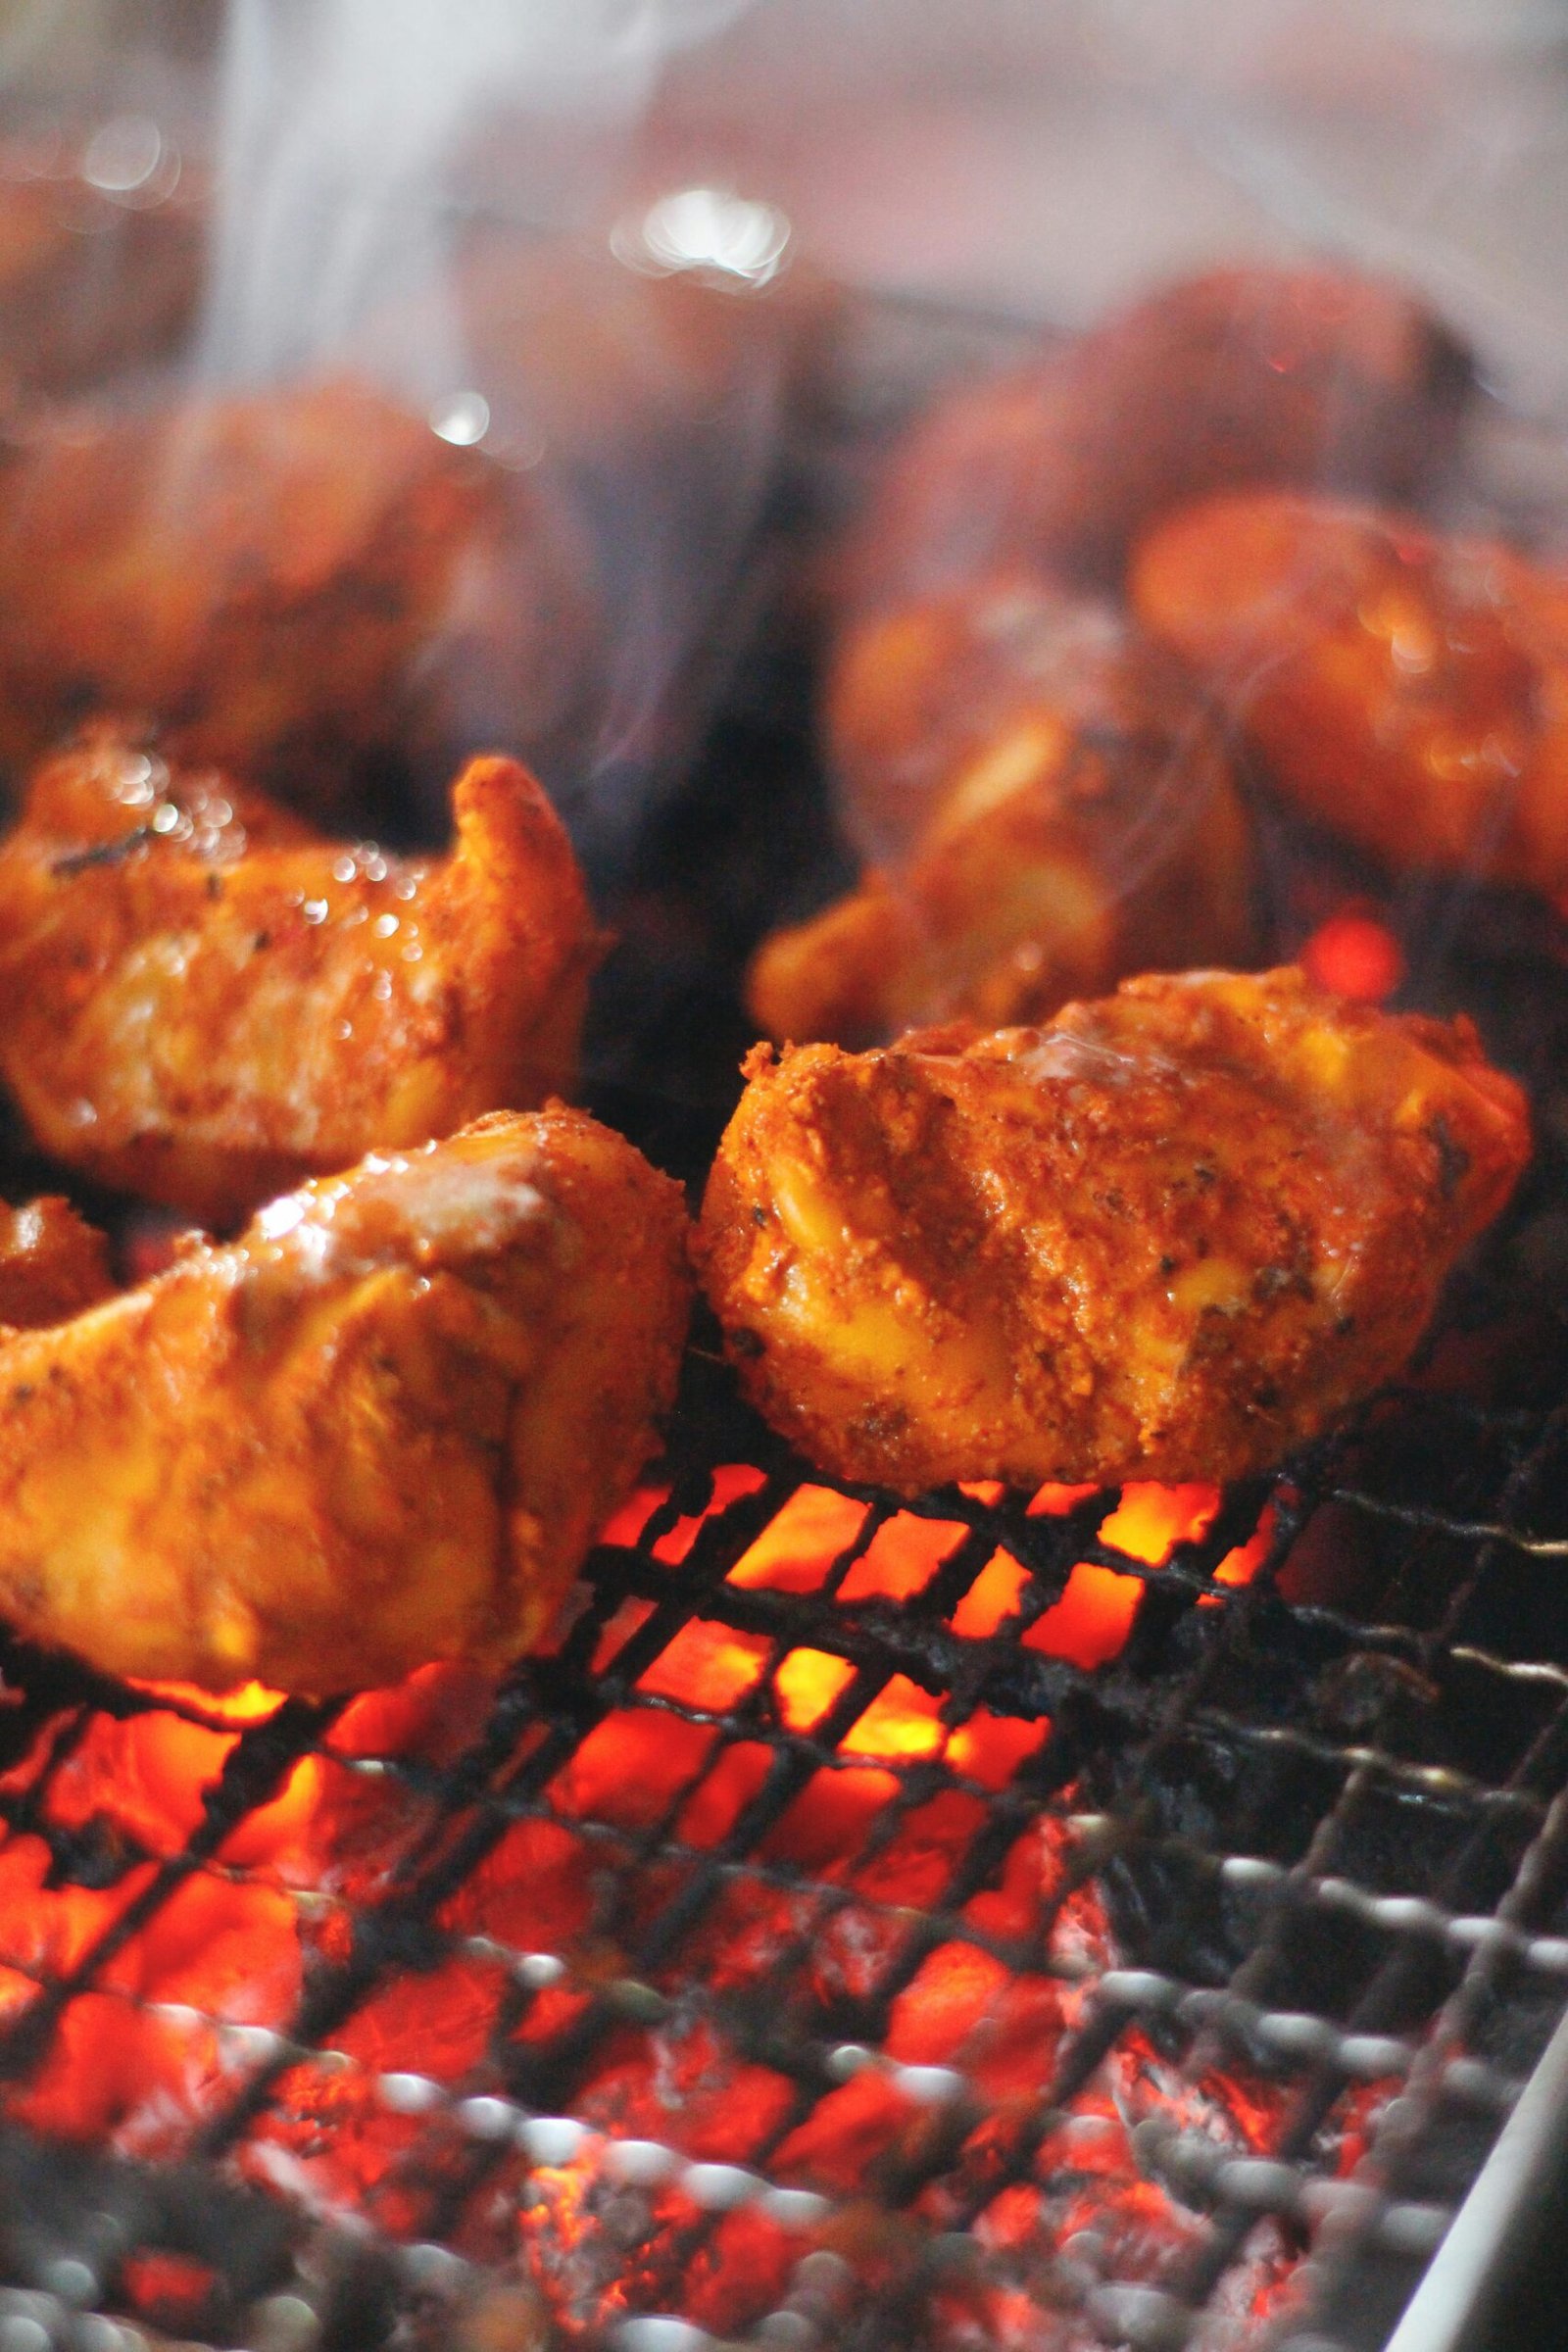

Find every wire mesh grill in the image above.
[0,1259,1562,2351]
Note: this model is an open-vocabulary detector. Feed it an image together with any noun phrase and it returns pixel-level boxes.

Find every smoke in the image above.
[198,0,759,387]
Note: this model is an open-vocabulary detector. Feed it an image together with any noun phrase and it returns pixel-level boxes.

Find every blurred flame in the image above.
[1302,909,1404,1003]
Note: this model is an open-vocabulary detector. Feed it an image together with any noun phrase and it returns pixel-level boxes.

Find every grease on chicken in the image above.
[0,1197,113,1329]
[1132,490,1568,894]
[844,264,1471,614]
[0,729,604,1226]
[0,375,596,808]
[0,1109,691,1693]
[752,579,1253,1046]
[697,968,1529,1494]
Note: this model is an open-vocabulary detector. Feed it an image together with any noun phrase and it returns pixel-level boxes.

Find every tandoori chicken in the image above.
[842,264,1472,614]
[0,374,596,807]
[0,1108,691,1692]
[752,578,1254,1045]
[1132,489,1568,894]
[697,967,1529,1494]
[0,728,603,1226]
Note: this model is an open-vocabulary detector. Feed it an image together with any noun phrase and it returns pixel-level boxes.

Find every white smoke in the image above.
[198,0,759,386]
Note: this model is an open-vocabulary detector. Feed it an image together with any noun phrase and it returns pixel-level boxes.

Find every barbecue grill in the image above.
[0,1132,1566,2352]
[0,17,1566,2337]
[0,418,1566,2349]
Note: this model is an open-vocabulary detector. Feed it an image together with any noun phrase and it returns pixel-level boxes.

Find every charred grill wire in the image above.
[0,1236,1560,2348]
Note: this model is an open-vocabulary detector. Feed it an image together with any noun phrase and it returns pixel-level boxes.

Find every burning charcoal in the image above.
[697,967,1529,1494]
[0,728,603,1227]
[0,374,598,812]
[840,263,1472,612]
[1133,489,1568,901]
[0,1106,691,1691]
[752,577,1254,1046]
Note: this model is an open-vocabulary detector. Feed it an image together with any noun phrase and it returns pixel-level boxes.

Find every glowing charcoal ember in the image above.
[548,1709,721,1832]
[838,1511,968,1603]
[1198,1503,1278,1609]
[118,2253,219,2334]
[28,1708,233,1851]
[132,1676,288,1724]
[596,1482,667,1549]
[590,1595,657,1671]
[945,1709,1051,1788]
[0,1838,156,1981]
[960,1817,1089,1947]
[12,1868,301,2151]
[1028,1483,1101,1516]
[601,1463,770,1562]
[671,1739,773,1848]
[851,1790,987,1910]
[726,1482,869,1592]
[774,1647,858,1731]
[510,1982,593,2048]
[761,1766,901,1875]
[574,2016,796,2161]
[240,2056,443,2220]
[336,1955,510,2083]
[1024,1563,1143,1669]
[636,1621,772,1711]
[437,1816,599,1954]
[1304,907,1406,1003]
[770,2066,927,2192]
[675,2206,800,2336]
[885,1940,1015,2066]
[1102,1482,1221,1563]
[326,1659,500,1764]
[1019,1484,1239,1666]
[950,1548,1030,1638]
[840,1676,948,1762]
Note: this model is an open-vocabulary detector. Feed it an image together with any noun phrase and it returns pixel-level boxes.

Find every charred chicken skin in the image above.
[0,375,595,808]
[752,579,1254,1046]
[0,729,603,1227]
[0,1109,691,1694]
[697,968,1529,1494]
[843,264,1471,613]
[1133,490,1568,894]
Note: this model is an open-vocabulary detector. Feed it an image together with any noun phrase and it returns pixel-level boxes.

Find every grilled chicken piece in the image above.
[0,374,595,808]
[843,264,1471,613]
[1133,490,1568,894]
[0,1109,691,1693]
[0,729,603,1228]
[752,579,1253,1046]
[697,968,1529,1494]
[0,139,201,409]
[0,1198,113,1329]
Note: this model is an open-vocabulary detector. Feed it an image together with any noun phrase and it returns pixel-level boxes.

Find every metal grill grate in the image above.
[0,1264,1562,2349]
